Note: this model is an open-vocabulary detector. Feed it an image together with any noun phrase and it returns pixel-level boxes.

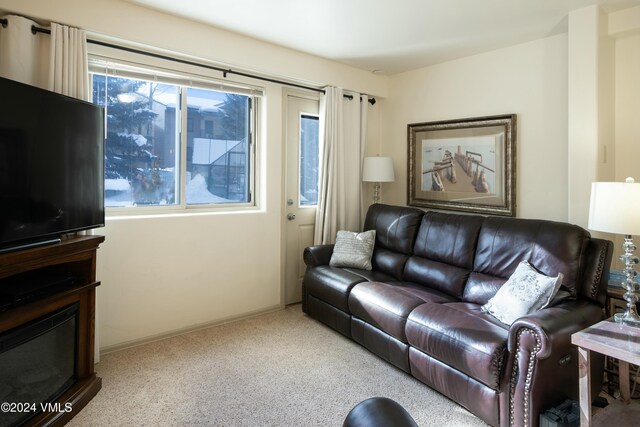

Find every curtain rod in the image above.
[22,22,376,105]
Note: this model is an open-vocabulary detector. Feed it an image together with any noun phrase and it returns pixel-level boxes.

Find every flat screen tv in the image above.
[0,76,105,252]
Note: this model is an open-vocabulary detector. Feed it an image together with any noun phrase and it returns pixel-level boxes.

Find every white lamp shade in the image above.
[588,180,640,235]
[362,157,395,182]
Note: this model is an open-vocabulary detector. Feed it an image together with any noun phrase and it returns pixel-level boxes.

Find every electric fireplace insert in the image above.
[0,303,78,427]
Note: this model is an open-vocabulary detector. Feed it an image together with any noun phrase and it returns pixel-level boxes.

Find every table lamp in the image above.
[362,157,395,203]
[588,177,640,327]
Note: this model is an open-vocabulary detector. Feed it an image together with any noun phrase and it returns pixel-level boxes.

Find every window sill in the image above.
[105,204,263,221]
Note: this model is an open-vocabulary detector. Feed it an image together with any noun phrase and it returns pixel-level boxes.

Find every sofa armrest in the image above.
[507,300,603,358]
[303,244,335,267]
[500,300,604,427]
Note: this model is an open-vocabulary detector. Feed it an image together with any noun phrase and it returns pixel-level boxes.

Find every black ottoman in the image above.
[343,397,418,427]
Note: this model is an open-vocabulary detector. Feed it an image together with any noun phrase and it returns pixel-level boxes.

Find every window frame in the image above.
[89,57,261,214]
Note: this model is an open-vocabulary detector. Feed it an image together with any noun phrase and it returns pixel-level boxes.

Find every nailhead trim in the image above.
[589,244,606,299]
[509,328,542,427]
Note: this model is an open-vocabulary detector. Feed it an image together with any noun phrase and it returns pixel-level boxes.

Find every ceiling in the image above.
[125,0,640,75]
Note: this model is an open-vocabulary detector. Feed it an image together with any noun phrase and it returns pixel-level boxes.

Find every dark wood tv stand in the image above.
[0,235,105,427]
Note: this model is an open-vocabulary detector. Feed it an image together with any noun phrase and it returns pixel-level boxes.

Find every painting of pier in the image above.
[407,114,516,216]
[421,136,497,198]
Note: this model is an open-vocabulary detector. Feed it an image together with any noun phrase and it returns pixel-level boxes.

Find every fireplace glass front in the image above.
[0,303,78,426]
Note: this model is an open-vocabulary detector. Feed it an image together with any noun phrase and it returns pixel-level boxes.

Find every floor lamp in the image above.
[588,177,640,327]
[362,157,395,203]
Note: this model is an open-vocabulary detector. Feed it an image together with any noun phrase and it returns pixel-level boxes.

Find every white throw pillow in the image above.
[482,260,564,325]
[329,230,376,270]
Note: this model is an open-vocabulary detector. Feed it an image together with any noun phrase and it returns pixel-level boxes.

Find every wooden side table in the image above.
[605,282,640,396]
[572,320,640,426]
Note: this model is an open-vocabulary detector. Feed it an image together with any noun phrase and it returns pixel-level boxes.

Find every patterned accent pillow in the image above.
[329,230,376,270]
[482,260,564,325]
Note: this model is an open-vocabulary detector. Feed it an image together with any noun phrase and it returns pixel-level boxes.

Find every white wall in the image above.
[0,0,387,350]
[380,34,569,221]
[567,6,615,228]
[613,33,640,182]
[611,8,640,261]
[96,210,282,346]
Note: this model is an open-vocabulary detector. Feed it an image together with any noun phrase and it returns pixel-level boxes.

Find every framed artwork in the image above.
[407,114,516,216]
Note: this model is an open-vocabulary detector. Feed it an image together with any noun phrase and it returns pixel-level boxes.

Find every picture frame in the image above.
[407,114,516,216]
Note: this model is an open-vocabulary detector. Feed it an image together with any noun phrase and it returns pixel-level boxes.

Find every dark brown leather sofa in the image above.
[302,204,613,427]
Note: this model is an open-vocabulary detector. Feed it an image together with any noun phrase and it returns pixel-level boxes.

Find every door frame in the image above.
[281,89,321,306]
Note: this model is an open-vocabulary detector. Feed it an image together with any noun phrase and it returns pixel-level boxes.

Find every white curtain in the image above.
[0,15,49,87]
[48,22,89,100]
[314,87,368,244]
[0,15,88,99]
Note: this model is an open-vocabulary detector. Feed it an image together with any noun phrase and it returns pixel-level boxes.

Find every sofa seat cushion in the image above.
[348,281,457,343]
[406,302,508,389]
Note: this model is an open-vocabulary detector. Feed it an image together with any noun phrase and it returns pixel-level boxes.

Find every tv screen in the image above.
[0,77,105,251]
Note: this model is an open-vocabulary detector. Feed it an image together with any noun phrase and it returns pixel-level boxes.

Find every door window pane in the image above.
[92,74,178,207]
[300,115,319,206]
[186,89,250,205]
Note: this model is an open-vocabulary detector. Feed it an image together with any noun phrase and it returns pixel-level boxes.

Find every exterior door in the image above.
[284,93,320,304]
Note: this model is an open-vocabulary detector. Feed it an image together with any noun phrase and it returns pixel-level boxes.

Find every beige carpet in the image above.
[69,304,488,426]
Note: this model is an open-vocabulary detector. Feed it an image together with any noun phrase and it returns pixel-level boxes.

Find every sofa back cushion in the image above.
[364,204,424,279]
[463,216,589,305]
[403,212,484,299]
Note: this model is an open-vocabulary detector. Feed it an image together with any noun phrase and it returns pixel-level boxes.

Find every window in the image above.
[299,114,319,206]
[91,66,256,209]
[186,89,250,205]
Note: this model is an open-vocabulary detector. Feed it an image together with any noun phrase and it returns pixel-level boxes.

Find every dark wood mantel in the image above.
[0,235,105,427]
